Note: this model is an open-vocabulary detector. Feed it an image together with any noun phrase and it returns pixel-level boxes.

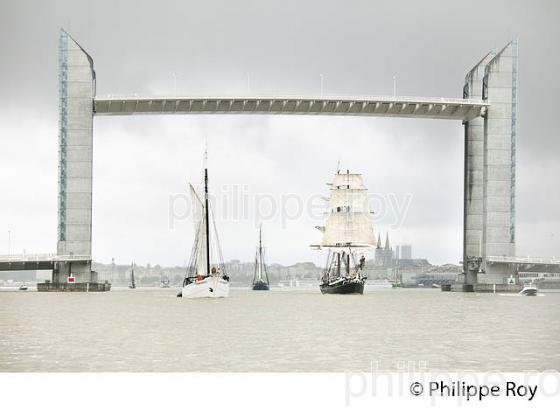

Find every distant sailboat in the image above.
[178,148,230,298]
[312,169,376,294]
[252,225,270,291]
[129,262,136,289]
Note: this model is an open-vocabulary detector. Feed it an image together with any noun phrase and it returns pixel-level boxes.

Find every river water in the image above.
[1,288,559,372]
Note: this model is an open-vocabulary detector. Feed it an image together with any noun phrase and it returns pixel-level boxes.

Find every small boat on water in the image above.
[252,225,270,291]
[312,169,376,295]
[160,276,170,288]
[519,281,538,296]
[18,283,28,291]
[367,279,393,289]
[278,279,299,288]
[128,262,136,289]
[178,148,230,299]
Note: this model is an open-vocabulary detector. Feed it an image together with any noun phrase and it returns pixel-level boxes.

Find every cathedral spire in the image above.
[376,233,382,249]
[385,232,390,250]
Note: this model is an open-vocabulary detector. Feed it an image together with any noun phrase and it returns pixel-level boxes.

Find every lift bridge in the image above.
[1,30,546,291]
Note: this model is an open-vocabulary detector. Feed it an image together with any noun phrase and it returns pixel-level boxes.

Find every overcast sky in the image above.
[0,0,559,267]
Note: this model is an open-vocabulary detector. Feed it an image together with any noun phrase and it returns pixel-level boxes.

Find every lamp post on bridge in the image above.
[170,72,177,95]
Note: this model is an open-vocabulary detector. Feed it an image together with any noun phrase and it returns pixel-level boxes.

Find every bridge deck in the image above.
[485,255,560,273]
[486,256,560,265]
[0,254,91,272]
[94,95,488,121]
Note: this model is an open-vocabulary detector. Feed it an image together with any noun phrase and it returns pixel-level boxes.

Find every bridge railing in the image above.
[95,94,489,106]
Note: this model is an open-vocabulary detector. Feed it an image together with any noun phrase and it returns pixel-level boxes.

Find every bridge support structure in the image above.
[55,30,96,286]
[55,29,519,289]
[463,40,518,288]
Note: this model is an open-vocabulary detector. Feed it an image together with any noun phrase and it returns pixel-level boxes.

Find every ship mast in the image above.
[130,262,135,288]
[204,148,210,277]
[259,225,263,280]
[253,224,270,284]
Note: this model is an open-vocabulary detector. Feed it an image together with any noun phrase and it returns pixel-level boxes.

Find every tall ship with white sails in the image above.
[178,149,230,298]
[312,169,376,294]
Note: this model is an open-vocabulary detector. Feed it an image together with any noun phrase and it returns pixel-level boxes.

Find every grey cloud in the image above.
[0,0,558,265]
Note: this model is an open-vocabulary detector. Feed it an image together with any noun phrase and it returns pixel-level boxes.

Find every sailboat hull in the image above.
[180,276,230,299]
[252,281,270,291]
[320,279,365,295]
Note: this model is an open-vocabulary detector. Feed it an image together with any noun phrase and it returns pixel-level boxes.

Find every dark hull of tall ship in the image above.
[320,279,365,295]
[252,280,270,291]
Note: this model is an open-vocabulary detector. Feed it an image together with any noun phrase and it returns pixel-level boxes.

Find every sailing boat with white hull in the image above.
[312,169,376,295]
[252,225,270,291]
[178,149,230,299]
